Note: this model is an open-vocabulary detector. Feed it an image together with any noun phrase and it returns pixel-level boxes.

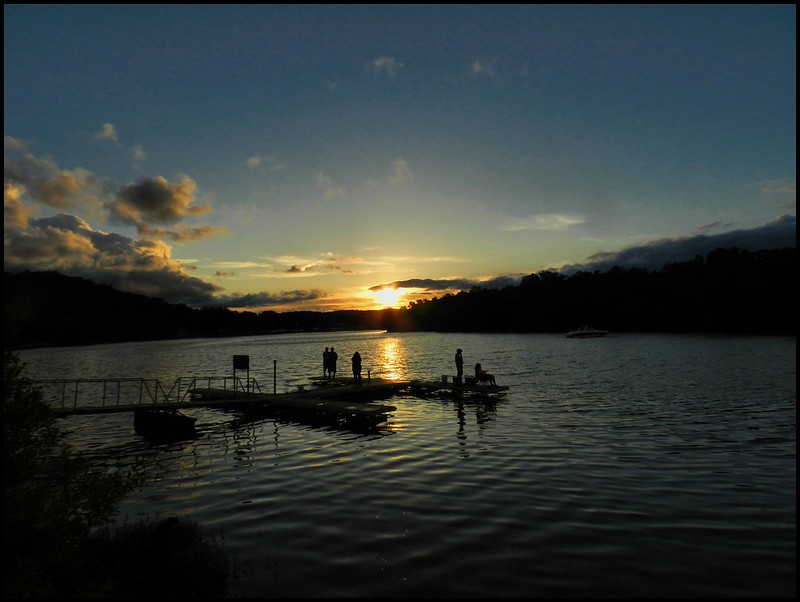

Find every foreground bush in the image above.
[3,351,232,597]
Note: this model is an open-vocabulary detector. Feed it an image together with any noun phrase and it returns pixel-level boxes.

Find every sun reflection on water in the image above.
[376,338,407,381]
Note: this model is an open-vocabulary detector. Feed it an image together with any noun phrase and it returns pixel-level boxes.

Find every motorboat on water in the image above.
[565,325,609,338]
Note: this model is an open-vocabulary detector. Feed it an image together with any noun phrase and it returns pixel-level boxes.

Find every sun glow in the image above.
[373,287,403,308]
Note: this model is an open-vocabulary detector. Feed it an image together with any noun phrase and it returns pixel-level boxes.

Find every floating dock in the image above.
[406,379,509,395]
[187,376,404,423]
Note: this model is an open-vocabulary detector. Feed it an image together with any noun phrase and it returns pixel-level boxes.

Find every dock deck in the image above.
[186,378,402,421]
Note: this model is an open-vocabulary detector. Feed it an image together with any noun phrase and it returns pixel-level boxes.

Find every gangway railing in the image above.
[30,376,262,411]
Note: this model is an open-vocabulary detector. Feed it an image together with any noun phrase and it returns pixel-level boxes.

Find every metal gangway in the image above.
[30,376,262,415]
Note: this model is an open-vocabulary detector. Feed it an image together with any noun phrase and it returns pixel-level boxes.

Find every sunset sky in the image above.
[4,5,796,312]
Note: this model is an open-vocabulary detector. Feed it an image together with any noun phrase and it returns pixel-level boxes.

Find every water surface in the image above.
[18,331,796,597]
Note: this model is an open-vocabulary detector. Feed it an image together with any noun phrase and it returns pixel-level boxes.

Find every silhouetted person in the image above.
[474,362,497,386]
[455,348,464,383]
[323,347,330,378]
[329,347,338,379]
[351,351,362,385]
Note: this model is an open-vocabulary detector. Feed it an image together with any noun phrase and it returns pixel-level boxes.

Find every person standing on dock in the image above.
[455,348,464,383]
[323,347,331,378]
[329,347,338,378]
[351,351,362,385]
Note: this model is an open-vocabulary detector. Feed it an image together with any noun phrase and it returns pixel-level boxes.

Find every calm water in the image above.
[18,331,797,597]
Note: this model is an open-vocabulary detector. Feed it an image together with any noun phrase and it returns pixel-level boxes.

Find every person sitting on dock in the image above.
[352,351,362,385]
[474,363,497,386]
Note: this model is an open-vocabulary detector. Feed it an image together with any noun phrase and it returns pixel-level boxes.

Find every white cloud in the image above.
[4,136,28,151]
[471,60,494,77]
[372,56,404,77]
[246,155,285,171]
[314,171,345,198]
[389,157,412,186]
[95,123,117,141]
[504,214,586,232]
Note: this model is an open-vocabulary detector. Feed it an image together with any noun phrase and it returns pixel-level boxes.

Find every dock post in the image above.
[273,360,277,394]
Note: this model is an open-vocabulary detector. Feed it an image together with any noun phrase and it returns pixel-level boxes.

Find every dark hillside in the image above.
[3,271,385,349]
[4,246,795,349]
[4,271,192,348]
[402,247,796,335]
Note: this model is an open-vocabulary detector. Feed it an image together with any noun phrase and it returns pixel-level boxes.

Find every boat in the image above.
[565,325,609,338]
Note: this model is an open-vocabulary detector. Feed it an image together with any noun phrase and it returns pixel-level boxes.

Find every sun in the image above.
[373,287,403,308]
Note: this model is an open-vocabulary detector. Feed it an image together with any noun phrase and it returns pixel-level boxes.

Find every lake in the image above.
[17,331,797,597]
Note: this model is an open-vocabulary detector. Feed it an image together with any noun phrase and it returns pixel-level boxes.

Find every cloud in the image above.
[246,155,285,171]
[5,152,105,210]
[470,60,495,77]
[761,179,795,196]
[204,288,328,309]
[314,171,345,198]
[389,157,412,186]
[370,275,520,293]
[4,152,245,307]
[372,56,404,77]
[4,136,28,152]
[560,214,796,274]
[5,152,222,238]
[106,175,213,235]
[4,182,33,229]
[2,209,237,306]
[504,213,586,231]
[273,252,360,275]
[95,123,118,142]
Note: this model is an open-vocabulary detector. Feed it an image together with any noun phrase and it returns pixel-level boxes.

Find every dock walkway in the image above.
[40,374,507,428]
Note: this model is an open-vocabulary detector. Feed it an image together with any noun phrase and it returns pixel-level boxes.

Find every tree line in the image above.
[4,246,796,349]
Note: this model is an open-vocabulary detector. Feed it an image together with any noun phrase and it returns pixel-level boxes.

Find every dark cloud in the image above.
[560,214,796,275]
[370,275,521,292]
[108,175,213,233]
[5,151,224,242]
[205,289,328,309]
[3,211,222,304]
[3,207,327,308]
[4,153,104,209]
[88,268,222,307]
[4,150,244,307]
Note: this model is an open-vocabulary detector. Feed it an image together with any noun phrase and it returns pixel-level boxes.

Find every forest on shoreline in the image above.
[4,246,796,350]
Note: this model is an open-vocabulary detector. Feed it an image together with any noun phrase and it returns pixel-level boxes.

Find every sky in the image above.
[4,4,796,312]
